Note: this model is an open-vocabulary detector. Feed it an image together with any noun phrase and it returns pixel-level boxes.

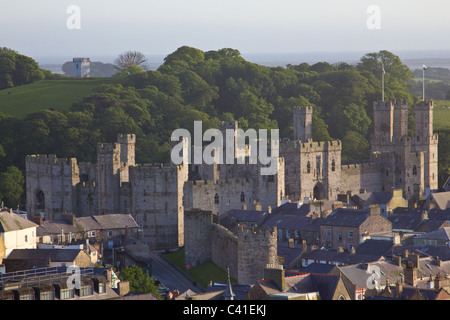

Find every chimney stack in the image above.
[264,264,286,292]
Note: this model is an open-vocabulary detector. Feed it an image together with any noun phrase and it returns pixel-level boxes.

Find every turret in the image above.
[293,106,312,142]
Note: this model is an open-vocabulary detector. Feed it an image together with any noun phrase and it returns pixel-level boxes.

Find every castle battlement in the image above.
[117,133,136,145]
[341,162,377,170]
[280,140,341,153]
[414,100,434,110]
[293,106,313,113]
[26,154,77,166]
[237,225,277,238]
[80,180,97,188]
[97,142,120,154]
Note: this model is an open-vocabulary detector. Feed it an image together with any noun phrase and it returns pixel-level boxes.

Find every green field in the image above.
[163,247,237,288]
[0,79,110,118]
[433,100,450,131]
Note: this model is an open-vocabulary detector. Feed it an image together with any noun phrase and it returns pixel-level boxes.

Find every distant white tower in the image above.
[73,57,91,77]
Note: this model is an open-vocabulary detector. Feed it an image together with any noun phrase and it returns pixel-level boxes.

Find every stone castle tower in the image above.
[371,99,438,199]
[281,106,342,202]
[184,209,278,285]
[293,106,312,142]
[73,58,90,78]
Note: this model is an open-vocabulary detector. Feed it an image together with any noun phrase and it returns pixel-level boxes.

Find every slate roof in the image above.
[277,242,305,267]
[204,284,251,301]
[0,211,38,233]
[388,213,424,231]
[355,239,396,257]
[271,202,311,216]
[321,208,370,227]
[7,248,84,262]
[352,192,393,206]
[336,261,403,289]
[300,263,336,275]
[414,227,450,242]
[302,248,383,265]
[75,214,139,231]
[257,272,342,300]
[37,220,79,236]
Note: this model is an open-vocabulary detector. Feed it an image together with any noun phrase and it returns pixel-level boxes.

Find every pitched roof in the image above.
[321,208,370,227]
[352,192,393,206]
[300,263,336,275]
[7,248,85,262]
[430,192,450,210]
[337,261,403,289]
[355,239,396,256]
[302,249,383,265]
[0,211,38,233]
[37,220,79,236]
[257,272,343,300]
[388,213,424,231]
[414,227,450,242]
[75,214,139,231]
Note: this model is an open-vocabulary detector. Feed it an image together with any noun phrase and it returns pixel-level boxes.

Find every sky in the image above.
[1,0,450,64]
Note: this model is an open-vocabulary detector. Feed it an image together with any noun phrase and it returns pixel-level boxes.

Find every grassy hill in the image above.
[0,78,110,118]
[433,100,450,131]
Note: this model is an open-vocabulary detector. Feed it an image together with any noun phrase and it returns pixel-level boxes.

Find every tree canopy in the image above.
[0,46,448,207]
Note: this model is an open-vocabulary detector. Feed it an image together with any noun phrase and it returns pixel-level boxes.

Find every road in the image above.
[149,252,202,295]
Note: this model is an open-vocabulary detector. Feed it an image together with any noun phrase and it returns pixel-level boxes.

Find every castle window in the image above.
[386,170,389,176]
[412,165,417,176]
[307,161,311,173]
[240,192,245,203]
[332,160,336,172]
[214,193,219,204]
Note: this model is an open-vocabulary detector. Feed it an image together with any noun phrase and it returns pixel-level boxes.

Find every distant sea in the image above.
[37,49,450,75]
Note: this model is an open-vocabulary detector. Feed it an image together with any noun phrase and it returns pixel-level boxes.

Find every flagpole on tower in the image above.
[422,64,427,101]
[381,61,385,102]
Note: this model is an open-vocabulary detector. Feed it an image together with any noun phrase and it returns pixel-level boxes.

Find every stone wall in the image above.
[184,209,278,285]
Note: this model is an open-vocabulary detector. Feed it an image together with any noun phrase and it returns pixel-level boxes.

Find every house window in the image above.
[337,233,343,241]
[268,175,274,182]
[40,291,54,300]
[88,231,96,238]
[60,288,74,300]
[19,293,34,300]
[348,244,354,251]
[108,230,114,237]
[326,229,332,238]
[286,230,290,239]
[240,192,245,203]
[214,193,219,204]
[348,230,354,239]
[98,283,106,294]
[79,285,93,297]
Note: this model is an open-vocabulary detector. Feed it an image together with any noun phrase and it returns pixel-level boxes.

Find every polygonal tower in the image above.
[293,106,312,142]
[73,57,90,78]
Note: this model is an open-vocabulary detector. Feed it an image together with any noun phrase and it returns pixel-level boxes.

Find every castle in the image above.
[25,99,438,250]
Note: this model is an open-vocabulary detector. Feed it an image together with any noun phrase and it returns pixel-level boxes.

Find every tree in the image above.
[114,51,148,70]
[341,131,370,161]
[0,166,24,208]
[118,265,161,297]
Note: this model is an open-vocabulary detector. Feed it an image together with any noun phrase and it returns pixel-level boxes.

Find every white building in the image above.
[0,209,38,257]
